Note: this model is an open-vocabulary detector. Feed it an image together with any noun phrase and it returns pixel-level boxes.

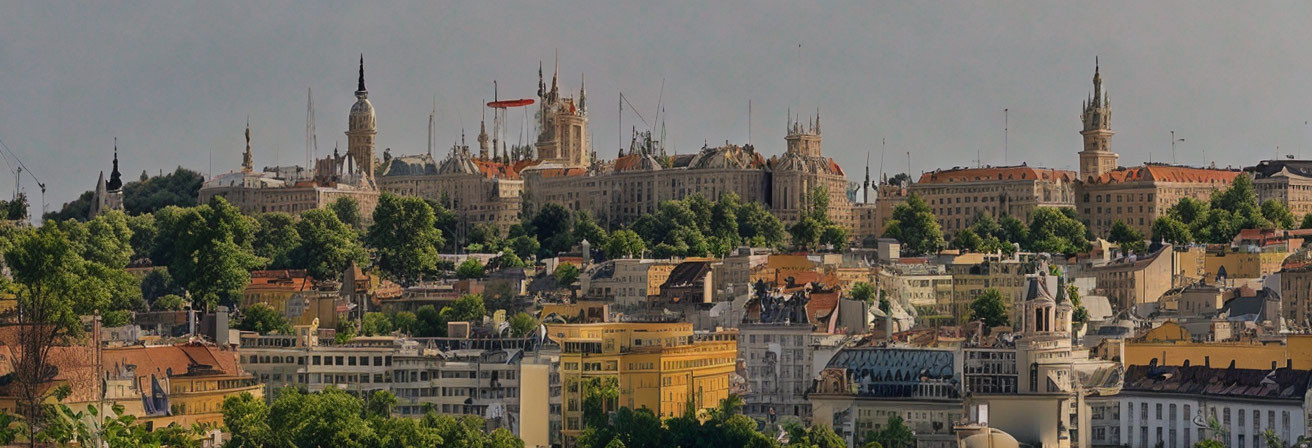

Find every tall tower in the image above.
[534,59,590,168]
[347,55,378,188]
[242,122,254,173]
[1079,59,1118,180]
[478,119,490,159]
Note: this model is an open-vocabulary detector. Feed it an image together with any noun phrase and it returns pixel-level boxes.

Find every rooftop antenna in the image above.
[306,87,318,169]
[429,95,437,158]
[1003,108,1009,165]
[879,138,886,183]
[618,92,623,155]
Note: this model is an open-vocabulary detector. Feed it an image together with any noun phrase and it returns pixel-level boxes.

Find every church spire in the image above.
[357,54,366,93]
[107,138,123,191]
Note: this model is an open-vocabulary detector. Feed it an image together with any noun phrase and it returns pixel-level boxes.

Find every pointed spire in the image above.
[538,61,545,98]
[814,108,821,134]
[357,54,366,92]
[579,73,587,114]
[107,138,123,191]
[243,118,254,173]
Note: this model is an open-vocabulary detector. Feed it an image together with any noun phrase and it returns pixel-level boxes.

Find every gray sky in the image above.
[4,1,1312,216]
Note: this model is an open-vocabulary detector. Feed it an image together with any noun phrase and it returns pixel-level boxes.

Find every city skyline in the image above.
[5,1,1312,216]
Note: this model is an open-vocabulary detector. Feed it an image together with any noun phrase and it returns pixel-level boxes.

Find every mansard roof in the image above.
[769,152,845,176]
[1122,364,1310,401]
[917,165,1075,184]
[381,154,438,177]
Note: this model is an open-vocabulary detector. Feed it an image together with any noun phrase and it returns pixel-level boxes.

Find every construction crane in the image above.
[486,80,535,161]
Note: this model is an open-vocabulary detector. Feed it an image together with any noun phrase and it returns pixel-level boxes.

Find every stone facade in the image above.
[1075,164,1241,238]
[1246,159,1312,218]
[378,138,529,237]
[198,58,379,219]
[912,165,1076,236]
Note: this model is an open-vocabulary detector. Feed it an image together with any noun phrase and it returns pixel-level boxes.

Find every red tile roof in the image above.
[1086,165,1241,185]
[918,166,1075,184]
[103,343,240,378]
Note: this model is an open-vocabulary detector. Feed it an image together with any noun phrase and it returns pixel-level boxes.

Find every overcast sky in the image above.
[4,1,1312,215]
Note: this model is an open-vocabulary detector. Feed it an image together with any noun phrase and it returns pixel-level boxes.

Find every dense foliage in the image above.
[221,389,523,448]
[1154,174,1281,244]
[969,288,1010,327]
[882,194,945,255]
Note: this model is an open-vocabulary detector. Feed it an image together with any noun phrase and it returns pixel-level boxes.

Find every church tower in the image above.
[1079,60,1118,181]
[347,55,378,188]
[534,59,590,168]
[242,122,254,173]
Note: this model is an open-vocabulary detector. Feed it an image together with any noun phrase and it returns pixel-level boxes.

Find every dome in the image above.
[960,428,1020,448]
[349,94,375,131]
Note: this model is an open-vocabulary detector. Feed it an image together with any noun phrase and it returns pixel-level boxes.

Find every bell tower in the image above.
[1079,59,1118,181]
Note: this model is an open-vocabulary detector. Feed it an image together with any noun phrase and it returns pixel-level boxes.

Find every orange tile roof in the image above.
[1086,165,1241,185]
[103,343,240,378]
[247,270,313,292]
[918,166,1076,184]
[474,158,539,180]
[538,167,589,178]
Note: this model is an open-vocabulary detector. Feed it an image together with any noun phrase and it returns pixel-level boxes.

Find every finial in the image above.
[1096,56,1099,74]
[357,54,366,92]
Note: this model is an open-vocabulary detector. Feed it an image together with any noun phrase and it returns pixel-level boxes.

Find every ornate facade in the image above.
[199,57,380,219]
[1246,159,1312,218]
[1078,61,1118,182]
[910,165,1076,236]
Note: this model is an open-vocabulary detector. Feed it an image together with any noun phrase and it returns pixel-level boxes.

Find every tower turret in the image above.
[1078,59,1118,181]
[346,55,378,188]
[242,122,254,173]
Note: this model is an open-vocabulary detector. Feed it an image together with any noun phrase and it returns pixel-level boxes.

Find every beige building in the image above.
[876,262,953,313]
[1280,261,1312,330]
[945,253,1034,322]
[199,58,380,219]
[912,165,1076,236]
[1085,244,1181,312]
[524,113,855,235]
[1247,159,1312,218]
[378,136,531,236]
[1075,164,1240,238]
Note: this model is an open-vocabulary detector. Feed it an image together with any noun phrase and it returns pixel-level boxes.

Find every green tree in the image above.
[530,203,576,257]
[490,248,527,270]
[819,224,849,251]
[1301,213,1312,229]
[969,289,1010,327]
[455,258,486,279]
[222,392,273,448]
[510,235,541,261]
[604,229,646,259]
[508,312,538,337]
[1025,207,1091,256]
[440,294,488,327]
[392,311,418,335]
[575,212,610,250]
[1107,220,1148,253]
[367,193,445,282]
[737,201,786,247]
[866,415,914,448]
[364,390,397,419]
[293,209,367,279]
[1168,197,1210,224]
[883,194,946,255]
[236,303,292,335]
[849,282,876,302]
[125,213,157,261]
[789,217,822,251]
[1151,216,1194,245]
[1193,441,1225,448]
[154,197,264,310]
[5,224,93,433]
[952,229,984,252]
[555,262,581,286]
[361,312,394,336]
[1262,199,1295,229]
[154,294,188,311]
[329,197,363,230]
[254,212,301,269]
[121,167,205,215]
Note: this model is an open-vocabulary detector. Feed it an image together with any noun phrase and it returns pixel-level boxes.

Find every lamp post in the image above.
[1171,131,1185,165]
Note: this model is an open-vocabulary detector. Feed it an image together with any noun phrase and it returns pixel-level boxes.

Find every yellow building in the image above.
[242,270,340,328]
[104,343,264,429]
[1120,335,1312,370]
[548,322,737,439]
[1203,247,1288,280]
